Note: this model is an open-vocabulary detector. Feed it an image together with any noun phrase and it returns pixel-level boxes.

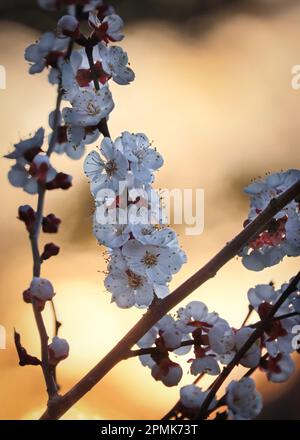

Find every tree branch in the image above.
[40,179,300,419]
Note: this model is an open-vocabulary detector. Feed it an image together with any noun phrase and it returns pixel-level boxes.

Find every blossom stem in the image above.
[195,271,300,419]
[85,42,100,91]
[26,35,76,400]
[39,179,300,419]
[85,42,111,138]
[241,305,254,327]
[127,339,195,358]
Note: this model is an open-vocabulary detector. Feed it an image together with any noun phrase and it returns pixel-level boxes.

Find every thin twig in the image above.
[40,179,300,419]
[26,36,75,399]
[241,305,254,327]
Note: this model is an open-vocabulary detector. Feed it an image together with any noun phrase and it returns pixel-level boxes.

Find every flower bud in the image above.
[48,336,69,365]
[42,213,61,233]
[57,15,80,39]
[151,359,183,387]
[30,277,55,301]
[41,243,60,260]
[18,205,36,233]
[45,172,72,190]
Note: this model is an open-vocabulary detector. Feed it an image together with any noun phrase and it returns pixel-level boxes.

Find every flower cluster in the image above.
[179,377,262,420]
[84,133,187,308]
[137,277,300,419]
[137,301,262,388]
[6,128,73,194]
[25,2,134,161]
[247,280,300,382]
[241,169,300,271]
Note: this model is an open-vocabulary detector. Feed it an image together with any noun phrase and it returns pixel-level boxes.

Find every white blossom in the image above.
[116,132,163,183]
[62,87,114,128]
[104,265,155,308]
[247,284,277,310]
[89,12,124,42]
[226,377,263,420]
[266,354,295,383]
[84,137,128,190]
[208,319,235,361]
[98,43,135,85]
[234,327,261,368]
[25,32,69,75]
[151,360,183,387]
[180,385,215,411]
[190,356,220,376]
[177,301,219,334]
[122,239,185,285]
[242,170,300,271]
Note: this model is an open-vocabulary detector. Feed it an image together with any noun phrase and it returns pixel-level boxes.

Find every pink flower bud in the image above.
[151,359,183,387]
[48,336,69,365]
[57,15,80,39]
[30,277,55,301]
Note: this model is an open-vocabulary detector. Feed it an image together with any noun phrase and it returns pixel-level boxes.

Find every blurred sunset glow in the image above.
[1,0,300,419]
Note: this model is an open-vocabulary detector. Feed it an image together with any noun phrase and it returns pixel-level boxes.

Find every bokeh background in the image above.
[1,0,300,420]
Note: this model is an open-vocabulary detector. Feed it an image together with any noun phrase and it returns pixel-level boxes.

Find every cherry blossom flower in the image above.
[248,280,300,358]
[180,384,214,411]
[190,356,220,376]
[116,131,163,183]
[247,284,277,311]
[93,218,131,248]
[49,110,99,160]
[89,12,124,43]
[226,377,263,420]
[6,132,57,194]
[208,319,235,364]
[62,87,114,128]
[98,43,135,85]
[84,137,128,190]
[122,239,186,285]
[5,127,44,163]
[242,169,300,271]
[104,266,154,308]
[151,359,183,387]
[234,327,261,368]
[177,301,219,334]
[25,32,69,75]
[262,353,295,383]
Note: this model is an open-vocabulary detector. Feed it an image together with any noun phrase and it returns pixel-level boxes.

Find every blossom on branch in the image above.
[241,170,300,271]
